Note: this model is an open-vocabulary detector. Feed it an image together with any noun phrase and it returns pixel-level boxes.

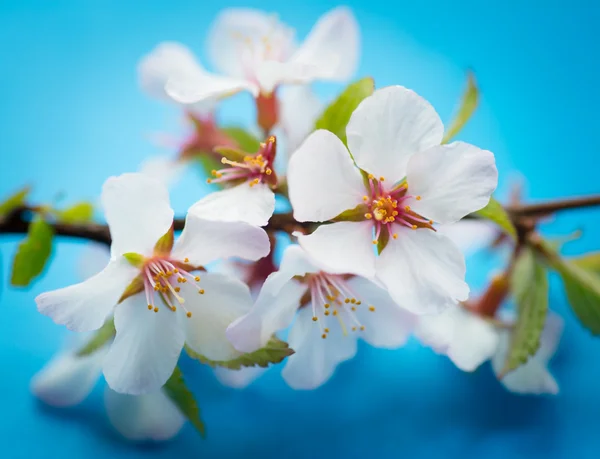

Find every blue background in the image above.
[1,0,600,457]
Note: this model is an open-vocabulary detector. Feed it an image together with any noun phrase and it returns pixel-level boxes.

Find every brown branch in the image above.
[507,194,600,217]
[0,206,308,246]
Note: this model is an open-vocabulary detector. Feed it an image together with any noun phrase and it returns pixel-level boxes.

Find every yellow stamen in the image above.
[369,306,376,312]
[312,316,318,322]
[154,307,159,313]
[186,312,192,318]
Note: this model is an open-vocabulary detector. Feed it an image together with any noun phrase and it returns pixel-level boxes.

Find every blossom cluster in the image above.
[27,6,563,441]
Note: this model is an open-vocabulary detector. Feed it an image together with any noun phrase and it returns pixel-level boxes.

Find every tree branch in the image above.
[507,195,600,217]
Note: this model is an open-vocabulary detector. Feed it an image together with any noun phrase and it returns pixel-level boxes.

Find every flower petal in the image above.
[406,141,498,224]
[416,306,499,371]
[31,346,106,407]
[281,304,357,389]
[103,295,184,395]
[140,156,187,187]
[165,73,257,105]
[104,388,185,441]
[288,129,365,222]
[138,42,214,114]
[279,85,323,154]
[213,366,266,389]
[172,215,270,266]
[207,8,295,79]
[346,86,444,183]
[297,221,376,278]
[491,313,562,395]
[36,258,137,332]
[101,173,174,257]
[376,228,468,314]
[435,220,496,257]
[287,7,359,82]
[183,272,253,361]
[187,182,274,227]
[347,276,416,348]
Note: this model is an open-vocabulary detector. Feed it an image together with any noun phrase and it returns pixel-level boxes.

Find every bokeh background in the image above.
[1,0,600,457]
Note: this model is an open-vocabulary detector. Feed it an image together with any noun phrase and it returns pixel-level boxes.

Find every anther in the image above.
[173,269,179,273]
[379,176,385,181]
[312,316,318,322]
[194,276,200,281]
[186,312,192,318]
[198,289,205,294]
[333,310,338,316]
[369,306,376,312]
[356,301,361,305]
[365,213,373,219]
[184,258,189,262]
[351,307,356,311]
[363,196,368,201]
[174,287,180,292]
[404,205,411,211]
[416,195,422,200]
[324,328,330,333]
[350,298,356,304]
[325,310,330,316]
[147,304,153,310]
[352,326,357,331]
[393,233,398,239]
[324,303,330,309]
[412,225,417,230]
[360,326,365,331]
[153,307,159,313]
[322,334,327,339]
[372,240,378,245]
[344,298,350,304]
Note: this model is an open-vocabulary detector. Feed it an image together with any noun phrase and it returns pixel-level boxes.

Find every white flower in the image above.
[36,173,269,394]
[31,342,185,441]
[492,312,563,395]
[226,245,415,389]
[287,85,498,314]
[165,7,359,107]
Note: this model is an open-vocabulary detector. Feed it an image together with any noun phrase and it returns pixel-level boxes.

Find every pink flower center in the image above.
[304,272,376,340]
[363,174,434,245]
[141,257,204,318]
[207,136,277,188]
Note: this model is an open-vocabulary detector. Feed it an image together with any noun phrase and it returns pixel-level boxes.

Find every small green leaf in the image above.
[163,367,206,437]
[315,77,375,146]
[442,71,479,144]
[185,336,294,370]
[475,197,517,241]
[541,244,600,335]
[153,226,174,255]
[221,127,261,153]
[0,187,30,217]
[332,203,369,222]
[501,247,548,376]
[570,252,600,276]
[57,201,94,223]
[76,318,115,356]
[122,252,145,268]
[11,216,54,287]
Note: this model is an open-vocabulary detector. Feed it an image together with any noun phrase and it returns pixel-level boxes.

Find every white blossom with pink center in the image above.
[287,85,498,315]
[226,245,415,389]
[35,173,270,395]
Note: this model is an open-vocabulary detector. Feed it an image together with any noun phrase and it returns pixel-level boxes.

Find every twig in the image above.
[507,195,600,217]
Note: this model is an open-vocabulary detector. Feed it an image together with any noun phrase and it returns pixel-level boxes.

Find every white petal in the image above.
[416,306,499,371]
[435,220,496,257]
[254,61,317,95]
[282,304,357,389]
[104,388,185,441]
[139,156,187,187]
[165,73,257,105]
[297,221,376,278]
[102,173,174,257]
[376,228,468,314]
[103,295,184,395]
[31,347,106,407]
[172,215,270,266]
[213,366,266,389]
[183,272,253,361]
[207,8,295,79]
[36,258,137,332]
[187,182,274,227]
[346,86,444,183]
[287,7,359,82]
[491,313,562,395]
[77,243,110,280]
[279,85,323,154]
[406,142,498,224]
[138,41,214,114]
[288,130,365,222]
[347,276,416,348]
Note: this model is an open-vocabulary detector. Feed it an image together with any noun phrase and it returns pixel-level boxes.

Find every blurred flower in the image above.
[31,341,185,441]
[165,7,358,132]
[227,245,415,389]
[288,85,498,315]
[36,173,269,394]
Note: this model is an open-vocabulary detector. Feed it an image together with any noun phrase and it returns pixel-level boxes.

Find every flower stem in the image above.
[508,194,600,217]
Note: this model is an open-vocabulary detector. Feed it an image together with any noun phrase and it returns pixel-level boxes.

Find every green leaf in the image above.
[11,216,54,287]
[57,201,94,223]
[315,77,375,146]
[541,244,600,334]
[475,197,517,241]
[442,71,479,144]
[122,252,145,268]
[570,252,600,276]
[221,127,261,153]
[163,367,206,437]
[501,247,548,376]
[76,318,115,356]
[0,187,30,217]
[185,336,294,370]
